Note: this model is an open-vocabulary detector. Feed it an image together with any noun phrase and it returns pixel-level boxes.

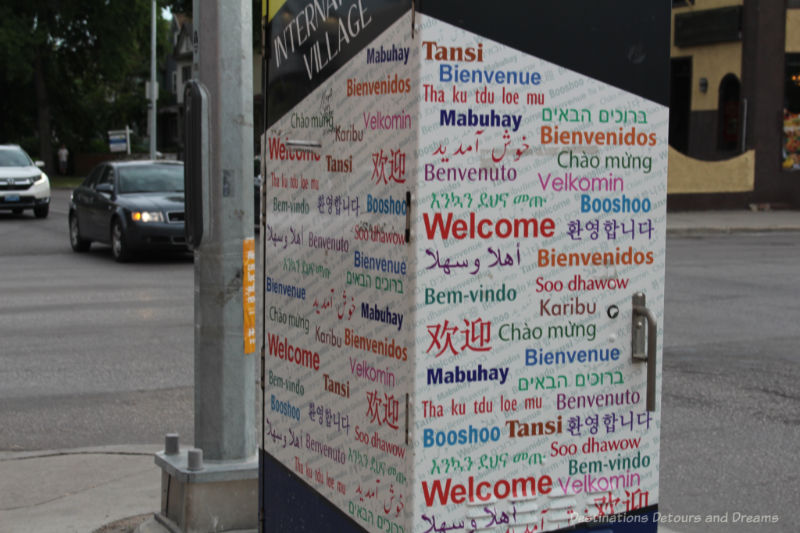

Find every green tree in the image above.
[0,0,171,172]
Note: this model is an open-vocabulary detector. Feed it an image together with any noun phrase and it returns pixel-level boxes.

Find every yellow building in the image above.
[669,0,800,208]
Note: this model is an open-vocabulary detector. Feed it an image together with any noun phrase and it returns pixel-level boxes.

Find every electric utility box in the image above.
[260,1,670,531]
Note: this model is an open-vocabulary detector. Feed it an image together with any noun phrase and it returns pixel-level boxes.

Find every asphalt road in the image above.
[659,232,799,532]
[0,188,194,450]
[0,191,797,530]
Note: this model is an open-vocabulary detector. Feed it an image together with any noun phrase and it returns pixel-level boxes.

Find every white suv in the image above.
[0,144,51,218]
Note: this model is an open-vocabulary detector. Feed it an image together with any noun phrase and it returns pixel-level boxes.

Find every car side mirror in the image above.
[35,160,45,169]
[96,183,114,195]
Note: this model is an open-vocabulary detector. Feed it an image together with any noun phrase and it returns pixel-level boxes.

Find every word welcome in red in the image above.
[267,333,320,371]
[423,212,555,240]
[421,475,552,506]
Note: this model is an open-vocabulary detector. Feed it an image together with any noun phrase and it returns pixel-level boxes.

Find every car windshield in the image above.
[118,164,184,194]
[0,149,33,167]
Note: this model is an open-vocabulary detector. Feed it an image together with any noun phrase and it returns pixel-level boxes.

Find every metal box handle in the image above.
[632,292,658,412]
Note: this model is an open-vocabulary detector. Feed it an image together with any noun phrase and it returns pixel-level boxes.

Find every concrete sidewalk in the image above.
[0,441,684,532]
[666,208,800,234]
[0,445,159,533]
[1,209,796,533]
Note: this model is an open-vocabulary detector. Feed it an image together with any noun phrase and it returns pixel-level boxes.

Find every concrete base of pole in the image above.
[154,450,257,532]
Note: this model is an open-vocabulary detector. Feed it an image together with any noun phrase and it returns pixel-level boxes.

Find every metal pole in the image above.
[149,0,157,159]
[194,0,256,462]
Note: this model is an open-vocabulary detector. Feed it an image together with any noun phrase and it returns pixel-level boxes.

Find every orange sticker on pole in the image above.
[243,237,257,354]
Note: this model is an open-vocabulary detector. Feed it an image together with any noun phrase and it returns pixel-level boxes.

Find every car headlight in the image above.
[132,211,164,223]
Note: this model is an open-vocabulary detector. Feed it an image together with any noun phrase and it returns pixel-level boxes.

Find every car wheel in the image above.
[33,204,49,218]
[69,212,91,252]
[111,219,131,262]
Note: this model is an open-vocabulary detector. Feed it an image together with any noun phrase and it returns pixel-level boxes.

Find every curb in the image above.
[666,226,800,236]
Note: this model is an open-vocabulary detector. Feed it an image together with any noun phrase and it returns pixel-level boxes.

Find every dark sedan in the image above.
[68,160,186,261]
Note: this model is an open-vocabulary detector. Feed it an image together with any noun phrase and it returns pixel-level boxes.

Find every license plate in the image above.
[5,195,20,202]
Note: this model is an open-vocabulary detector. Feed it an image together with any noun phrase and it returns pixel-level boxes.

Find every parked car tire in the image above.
[34,204,49,218]
[69,212,91,252]
[111,219,131,262]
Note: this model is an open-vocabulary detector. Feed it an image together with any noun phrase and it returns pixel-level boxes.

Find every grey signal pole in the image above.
[154,1,257,530]
[194,0,256,462]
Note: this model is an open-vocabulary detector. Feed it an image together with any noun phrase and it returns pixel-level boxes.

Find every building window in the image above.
[717,74,740,151]
[669,58,692,154]
[172,72,178,95]
[182,66,192,86]
[783,54,800,170]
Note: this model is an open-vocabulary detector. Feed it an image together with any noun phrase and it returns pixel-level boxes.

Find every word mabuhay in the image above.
[426,364,509,386]
[361,302,404,331]
[440,108,522,132]
[272,0,372,81]
[366,43,410,65]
